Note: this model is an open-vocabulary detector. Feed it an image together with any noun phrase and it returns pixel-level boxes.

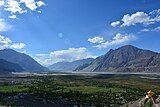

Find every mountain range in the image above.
[1,45,160,74]
[76,45,160,72]
[48,58,94,71]
[0,49,48,72]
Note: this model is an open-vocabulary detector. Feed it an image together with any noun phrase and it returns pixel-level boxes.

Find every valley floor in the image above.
[0,74,160,107]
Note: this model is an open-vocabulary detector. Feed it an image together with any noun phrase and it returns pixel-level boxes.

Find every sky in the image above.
[0,0,160,66]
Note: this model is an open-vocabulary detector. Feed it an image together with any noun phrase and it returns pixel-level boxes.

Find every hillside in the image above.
[122,96,160,107]
[48,58,94,71]
[79,45,160,72]
[0,49,48,72]
[0,59,23,74]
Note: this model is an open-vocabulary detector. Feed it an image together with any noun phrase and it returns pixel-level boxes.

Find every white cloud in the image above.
[0,35,12,49]
[153,26,160,32]
[9,14,17,19]
[36,1,45,7]
[91,33,136,49]
[34,47,96,66]
[50,47,95,62]
[0,35,26,50]
[111,9,160,27]
[140,28,150,32]
[121,12,151,27]
[34,54,52,66]
[0,0,5,7]
[10,42,26,49]
[149,9,160,15]
[111,21,120,27]
[20,0,37,11]
[139,26,160,33]
[37,10,41,13]
[0,19,11,32]
[5,0,25,14]
[88,36,105,44]
[20,0,45,11]
[0,0,45,19]
[20,50,27,54]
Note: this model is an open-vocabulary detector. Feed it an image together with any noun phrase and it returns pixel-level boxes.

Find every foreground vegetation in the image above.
[0,74,160,106]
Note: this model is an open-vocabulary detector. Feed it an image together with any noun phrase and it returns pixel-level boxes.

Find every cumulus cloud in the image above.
[20,0,37,11]
[111,9,160,27]
[90,33,136,49]
[0,0,5,7]
[20,0,45,10]
[9,14,17,19]
[5,0,26,14]
[34,47,96,66]
[0,0,45,19]
[37,10,41,13]
[0,19,11,32]
[36,1,45,7]
[88,36,105,44]
[0,35,26,50]
[0,35,12,49]
[10,42,26,49]
[50,47,95,62]
[121,12,151,27]
[111,21,120,27]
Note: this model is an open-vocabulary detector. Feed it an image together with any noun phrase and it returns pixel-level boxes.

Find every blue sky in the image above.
[0,0,160,66]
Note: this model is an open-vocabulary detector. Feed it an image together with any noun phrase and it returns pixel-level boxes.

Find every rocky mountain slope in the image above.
[122,96,160,107]
[48,58,94,71]
[79,45,160,72]
[0,49,48,72]
[0,59,24,74]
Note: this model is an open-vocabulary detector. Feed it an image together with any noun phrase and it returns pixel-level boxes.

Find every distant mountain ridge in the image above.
[78,45,160,72]
[1,45,160,73]
[0,49,48,72]
[0,59,23,74]
[48,58,94,71]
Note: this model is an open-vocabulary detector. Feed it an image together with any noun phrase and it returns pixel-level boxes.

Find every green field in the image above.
[0,85,28,93]
[0,74,159,106]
